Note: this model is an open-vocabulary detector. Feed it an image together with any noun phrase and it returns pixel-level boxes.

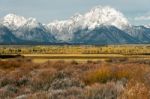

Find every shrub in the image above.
[0,78,12,88]
[106,57,128,63]
[120,82,150,99]
[49,71,85,90]
[0,88,13,99]
[83,65,130,85]
[0,58,150,99]
[83,82,123,99]
[70,60,78,65]
[29,69,56,91]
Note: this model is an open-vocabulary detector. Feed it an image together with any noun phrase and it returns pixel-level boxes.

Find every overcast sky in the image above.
[0,0,150,25]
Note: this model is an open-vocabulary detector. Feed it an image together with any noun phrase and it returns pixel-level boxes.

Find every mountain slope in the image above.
[2,14,56,43]
[71,26,139,45]
[0,24,21,44]
[0,6,150,44]
[124,26,150,43]
[13,18,56,43]
[47,6,130,41]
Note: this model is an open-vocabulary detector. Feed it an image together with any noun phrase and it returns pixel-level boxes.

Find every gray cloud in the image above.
[134,16,150,21]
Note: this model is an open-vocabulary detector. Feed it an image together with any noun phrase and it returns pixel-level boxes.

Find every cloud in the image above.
[134,16,150,21]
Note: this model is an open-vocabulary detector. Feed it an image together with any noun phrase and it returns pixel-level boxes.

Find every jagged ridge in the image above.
[0,6,150,45]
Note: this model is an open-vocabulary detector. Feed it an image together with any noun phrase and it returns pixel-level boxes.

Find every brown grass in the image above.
[83,65,130,84]
[0,58,150,99]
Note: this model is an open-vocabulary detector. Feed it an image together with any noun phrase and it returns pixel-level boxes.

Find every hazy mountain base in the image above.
[0,58,150,99]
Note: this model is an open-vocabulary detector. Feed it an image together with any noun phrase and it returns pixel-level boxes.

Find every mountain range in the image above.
[0,6,150,45]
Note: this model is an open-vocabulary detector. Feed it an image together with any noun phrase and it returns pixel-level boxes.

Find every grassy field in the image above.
[0,58,150,99]
[0,45,150,98]
[23,54,150,63]
[0,44,150,63]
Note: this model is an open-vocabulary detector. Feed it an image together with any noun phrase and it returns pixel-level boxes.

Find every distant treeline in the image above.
[0,45,150,55]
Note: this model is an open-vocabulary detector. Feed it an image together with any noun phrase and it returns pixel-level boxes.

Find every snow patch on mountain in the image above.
[3,14,27,30]
[2,14,43,30]
[24,18,43,28]
[144,24,150,28]
[47,14,83,41]
[84,6,129,29]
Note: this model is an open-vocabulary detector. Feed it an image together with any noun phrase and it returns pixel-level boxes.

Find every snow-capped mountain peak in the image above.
[0,6,150,44]
[2,14,43,29]
[47,6,130,41]
[83,6,129,29]
[25,17,42,28]
[3,14,27,29]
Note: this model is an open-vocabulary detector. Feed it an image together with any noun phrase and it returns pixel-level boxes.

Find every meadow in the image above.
[0,45,150,99]
[0,44,150,55]
[0,44,150,62]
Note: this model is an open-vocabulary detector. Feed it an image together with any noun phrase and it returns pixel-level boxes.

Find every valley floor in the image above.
[0,57,150,99]
[0,45,150,99]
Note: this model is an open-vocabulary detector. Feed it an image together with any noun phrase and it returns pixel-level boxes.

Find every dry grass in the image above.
[83,65,130,84]
[0,58,150,99]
